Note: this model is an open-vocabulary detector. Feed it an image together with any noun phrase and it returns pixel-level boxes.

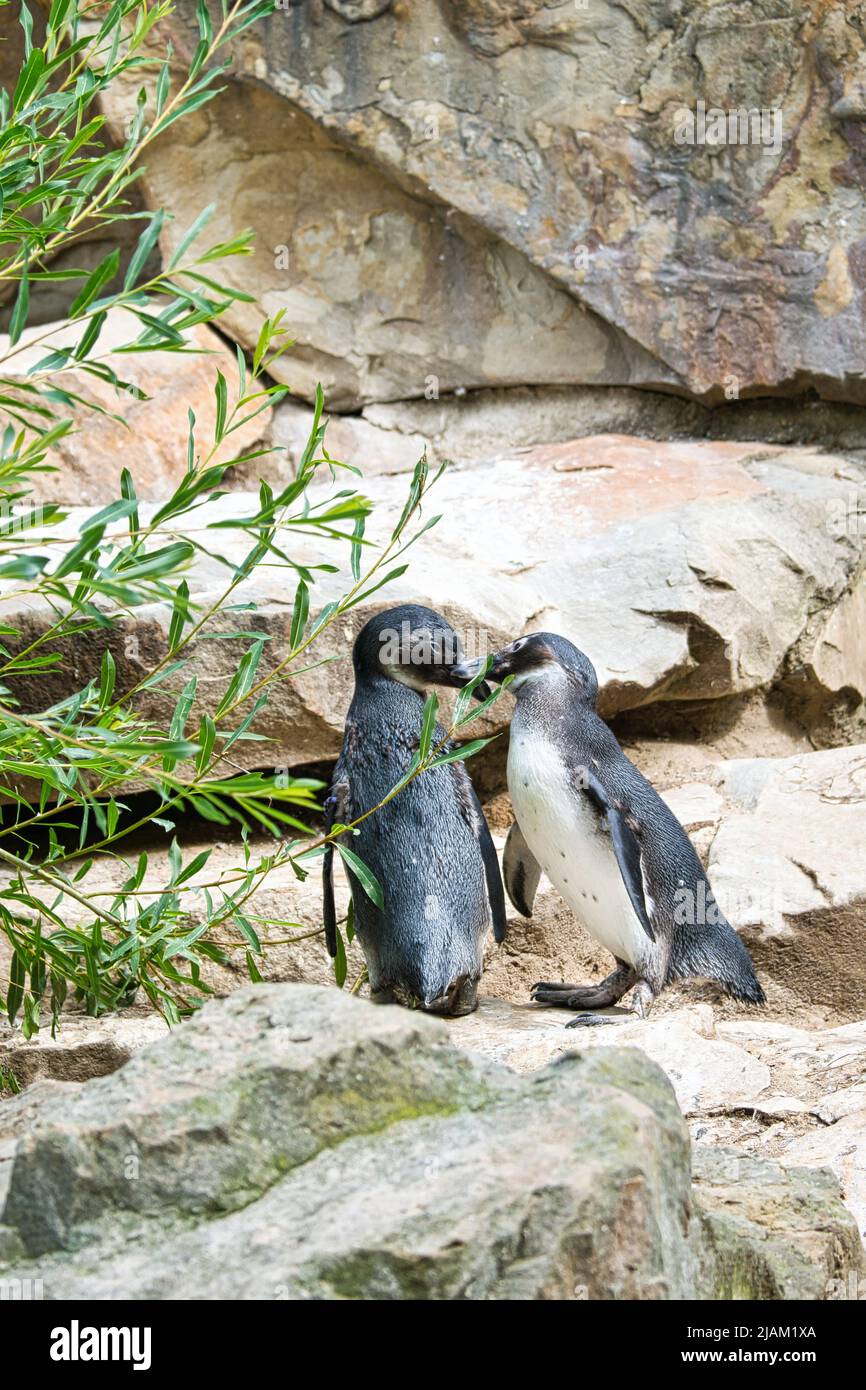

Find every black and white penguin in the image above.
[453,633,764,1020]
[323,604,506,1016]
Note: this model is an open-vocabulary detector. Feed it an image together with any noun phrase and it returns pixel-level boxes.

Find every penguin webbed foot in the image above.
[565,1013,619,1028]
[531,965,636,1013]
[531,981,597,1008]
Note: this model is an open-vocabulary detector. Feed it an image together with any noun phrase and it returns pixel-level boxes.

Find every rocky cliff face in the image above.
[97,0,866,408]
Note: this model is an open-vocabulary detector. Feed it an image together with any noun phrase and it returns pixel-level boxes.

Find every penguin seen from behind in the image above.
[323,604,506,1016]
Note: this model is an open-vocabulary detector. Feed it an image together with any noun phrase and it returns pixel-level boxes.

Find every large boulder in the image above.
[97,71,665,411]
[2,434,862,763]
[0,983,691,1297]
[354,387,866,466]
[98,1,866,407]
[0,983,860,1298]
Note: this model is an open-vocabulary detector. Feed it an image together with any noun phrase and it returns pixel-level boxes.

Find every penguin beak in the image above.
[450,656,493,701]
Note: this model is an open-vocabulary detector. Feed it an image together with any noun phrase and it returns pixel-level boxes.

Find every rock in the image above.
[704,745,866,1015]
[0,1011,165,1090]
[0,985,497,1258]
[361,388,866,464]
[1,983,860,1299]
[99,2,866,407]
[4,435,863,765]
[451,999,772,1118]
[691,1147,866,1300]
[672,1017,866,1238]
[781,1113,866,1244]
[0,982,696,1298]
[450,998,866,1245]
[739,1095,810,1121]
[97,56,673,411]
[271,398,428,477]
[792,577,866,748]
[0,311,270,504]
[813,1085,866,1126]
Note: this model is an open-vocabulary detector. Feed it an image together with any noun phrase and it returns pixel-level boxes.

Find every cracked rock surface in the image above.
[4,435,863,768]
[96,0,866,407]
[1,985,862,1299]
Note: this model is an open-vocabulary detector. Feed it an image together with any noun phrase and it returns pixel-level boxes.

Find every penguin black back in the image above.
[323,605,506,1015]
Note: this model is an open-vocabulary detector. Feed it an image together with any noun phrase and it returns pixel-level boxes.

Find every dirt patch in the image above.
[483,886,849,1031]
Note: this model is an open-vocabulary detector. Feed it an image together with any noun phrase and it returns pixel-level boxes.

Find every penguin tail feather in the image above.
[668,924,765,1005]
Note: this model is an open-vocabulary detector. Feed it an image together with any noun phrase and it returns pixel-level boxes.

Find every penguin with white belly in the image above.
[452,633,765,1021]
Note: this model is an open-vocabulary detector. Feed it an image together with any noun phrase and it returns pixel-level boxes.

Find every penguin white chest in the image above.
[507,729,649,969]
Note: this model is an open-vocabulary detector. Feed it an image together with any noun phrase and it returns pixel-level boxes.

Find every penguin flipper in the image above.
[503,819,542,919]
[582,772,656,944]
[323,778,350,958]
[479,816,508,943]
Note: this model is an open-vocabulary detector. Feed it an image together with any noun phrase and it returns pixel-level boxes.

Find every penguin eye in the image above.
[511,638,528,652]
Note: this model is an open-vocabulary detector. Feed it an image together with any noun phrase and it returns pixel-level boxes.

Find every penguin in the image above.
[322,604,507,1016]
[452,633,765,1021]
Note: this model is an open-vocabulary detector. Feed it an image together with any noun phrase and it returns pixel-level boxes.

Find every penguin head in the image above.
[352,604,492,697]
[455,632,599,705]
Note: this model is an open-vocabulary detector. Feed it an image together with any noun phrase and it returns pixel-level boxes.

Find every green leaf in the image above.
[196,714,216,773]
[290,579,309,649]
[196,0,214,43]
[7,950,25,1024]
[120,467,140,539]
[98,648,116,707]
[418,692,438,761]
[168,203,216,270]
[214,638,265,718]
[333,923,347,988]
[168,579,191,653]
[453,657,494,725]
[123,210,164,290]
[214,369,227,442]
[0,555,47,579]
[343,565,409,610]
[173,848,212,886]
[8,259,29,346]
[345,896,355,943]
[20,2,34,57]
[68,249,120,318]
[336,844,384,910]
[428,738,493,768]
[234,913,261,953]
[350,516,365,581]
[13,45,45,111]
[73,309,107,361]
